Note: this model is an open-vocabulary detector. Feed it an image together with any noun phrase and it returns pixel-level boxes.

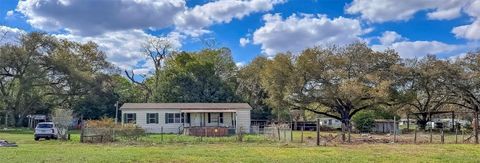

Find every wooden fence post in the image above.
[316,119,320,146]
[455,127,458,144]
[393,116,396,143]
[290,123,293,142]
[277,127,281,141]
[441,128,444,144]
[80,115,84,143]
[414,126,417,144]
[430,127,433,143]
[301,126,304,143]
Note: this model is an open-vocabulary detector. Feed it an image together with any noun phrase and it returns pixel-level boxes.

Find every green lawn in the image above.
[1,129,480,162]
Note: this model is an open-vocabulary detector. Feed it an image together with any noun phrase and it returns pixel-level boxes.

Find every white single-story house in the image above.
[120,103,252,135]
[318,117,342,129]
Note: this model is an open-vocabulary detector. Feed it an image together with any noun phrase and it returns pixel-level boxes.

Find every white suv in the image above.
[34,122,58,141]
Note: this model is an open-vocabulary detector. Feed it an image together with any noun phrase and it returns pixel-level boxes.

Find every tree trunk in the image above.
[417,114,429,130]
[346,120,352,143]
[475,111,479,144]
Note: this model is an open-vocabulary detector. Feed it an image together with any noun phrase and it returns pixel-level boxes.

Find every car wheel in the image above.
[34,137,39,141]
[45,137,50,140]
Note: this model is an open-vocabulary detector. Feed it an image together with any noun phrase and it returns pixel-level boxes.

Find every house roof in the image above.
[120,103,252,110]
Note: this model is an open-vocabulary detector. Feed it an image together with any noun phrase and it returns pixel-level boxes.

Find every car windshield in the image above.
[37,124,53,128]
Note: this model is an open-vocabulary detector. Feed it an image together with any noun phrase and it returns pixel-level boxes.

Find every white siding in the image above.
[122,108,251,134]
[122,109,183,133]
[236,110,251,133]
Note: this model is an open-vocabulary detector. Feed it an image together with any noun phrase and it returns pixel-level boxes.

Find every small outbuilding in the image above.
[371,119,399,133]
[120,103,252,136]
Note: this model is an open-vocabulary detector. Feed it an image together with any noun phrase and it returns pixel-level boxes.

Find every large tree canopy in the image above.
[0,32,114,125]
[154,48,239,103]
[259,43,399,141]
[394,56,453,129]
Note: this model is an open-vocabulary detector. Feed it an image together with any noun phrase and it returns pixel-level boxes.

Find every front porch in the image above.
[181,109,237,136]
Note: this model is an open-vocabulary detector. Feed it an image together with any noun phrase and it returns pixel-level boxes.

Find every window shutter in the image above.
[220,113,223,123]
[155,113,159,124]
[208,113,211,123]
[123,113,126,123]
[165,113,168,124]
[146,113,149,124]
[133,113,136,124]
[187,113,191,123]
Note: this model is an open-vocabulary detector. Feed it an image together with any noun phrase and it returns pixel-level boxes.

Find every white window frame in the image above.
[166,113,183,124]
[146,113,158,124]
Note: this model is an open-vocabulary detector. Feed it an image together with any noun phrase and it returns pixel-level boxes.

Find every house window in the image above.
[124,113,136,124]
[208,113,223,123]
[146,113,158,124]
[165,113,183,124]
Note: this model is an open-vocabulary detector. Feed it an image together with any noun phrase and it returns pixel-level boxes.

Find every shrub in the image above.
[352,112,375,133]
[82,117,145,143]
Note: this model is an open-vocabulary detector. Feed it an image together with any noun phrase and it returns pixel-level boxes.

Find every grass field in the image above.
[1,129,480,162]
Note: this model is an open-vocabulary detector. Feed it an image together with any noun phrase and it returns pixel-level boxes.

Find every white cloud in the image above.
[252,13,366,56]
[236,61,246,67]
[372,31,458,58]
[452,20,480,40]
[16,0,284,37]
[379,31,403,45]
[346,0,480,41]
[0,26,26,44]
[55,30,182,72]
[346,0,468,22]
[6,10,14,17]
[451,0,480,40]
[17,0,186,36]
[239,37,250,47]
[174,0,285,36]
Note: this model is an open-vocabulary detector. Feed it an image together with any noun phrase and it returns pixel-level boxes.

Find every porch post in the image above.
[203,112,205,127]
[231,112,234,128]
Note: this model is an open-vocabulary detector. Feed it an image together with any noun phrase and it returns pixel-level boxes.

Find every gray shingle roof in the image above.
[120,103,252,110]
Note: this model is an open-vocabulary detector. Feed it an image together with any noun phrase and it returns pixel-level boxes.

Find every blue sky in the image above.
[1,0,480,73]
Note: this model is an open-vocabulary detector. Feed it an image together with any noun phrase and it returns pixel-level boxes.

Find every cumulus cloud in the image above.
[451,0,480,40]
[379,31,404,45]
[346,0,480,41]
[0,26,26,44]
[346,0,468,22]
[174,0,285,36]
[252,13,366,56]
[372,31,458,58]
[239,37,250,47]
[17,0,186,36]
[235,61,246,67]
[16,0,284,37]
[6,10,14,17]
[55,30,182,72]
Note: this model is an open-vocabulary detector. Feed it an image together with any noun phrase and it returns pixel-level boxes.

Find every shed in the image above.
[372,119,399,133]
